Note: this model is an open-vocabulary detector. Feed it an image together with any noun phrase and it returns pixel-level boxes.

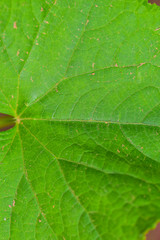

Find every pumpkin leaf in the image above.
[1,0,160,239]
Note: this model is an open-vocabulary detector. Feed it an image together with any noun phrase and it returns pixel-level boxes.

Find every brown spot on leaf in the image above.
[17,49,20,56]
[155,28,160,31]
[92,62,95,68]
[138,62,145,68]
[85,19,89,26]
[13,22,17,29]
[13,200,15,207]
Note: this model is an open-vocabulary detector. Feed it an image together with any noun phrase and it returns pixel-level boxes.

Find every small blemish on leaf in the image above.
[17,117,20,124]
[85,19,89,26]
[13,22,17,29]
[137,62,145,68]
[17,49,20,56]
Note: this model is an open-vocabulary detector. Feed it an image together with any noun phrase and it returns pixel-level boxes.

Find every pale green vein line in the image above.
[18,3,54,75]
[18,0,96,118]
[18,61,158,118]
[141,101,160,122]
[119,124,160,166]
[18,65,140,118]
[1,130,18,240]
[0,87,16,114]
[0,130,17,164]
[17,124,57,238]
[0,0,18,76]
[15,75,20,116]
[8,173,23,240]
[19,117,160,128]
[35,213,58,240]
[17,2,55,116]
[57,159,102,240]
[0,38,18,75]
[22,123,102,239]
[111,85,159,118]
[62,0,96,78]
[58,158,160,185]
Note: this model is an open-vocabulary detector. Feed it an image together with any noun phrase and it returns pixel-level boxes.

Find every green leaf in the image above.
[0,0,160,239]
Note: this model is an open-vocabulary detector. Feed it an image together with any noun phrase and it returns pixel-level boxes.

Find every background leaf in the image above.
[0,0,160,239]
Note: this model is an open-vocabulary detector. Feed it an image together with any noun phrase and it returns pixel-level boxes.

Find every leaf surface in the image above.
[0,0,160,239]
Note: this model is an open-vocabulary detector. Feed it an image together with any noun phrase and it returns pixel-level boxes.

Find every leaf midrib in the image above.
[19,117,160,128]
